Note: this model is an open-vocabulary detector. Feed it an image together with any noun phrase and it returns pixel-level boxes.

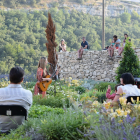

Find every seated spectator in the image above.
[108,39,115,59]
[103,46,109,50]
[108,35,121,59]
[0,67,32,134]
[112,73,140,103]
[77,37,88,60]
[106,84,122,102]
[59,39,66,52]
[117,34,131,58]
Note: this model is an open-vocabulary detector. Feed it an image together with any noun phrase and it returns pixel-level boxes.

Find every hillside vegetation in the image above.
[0,8,140,74]
[0,0,96,8]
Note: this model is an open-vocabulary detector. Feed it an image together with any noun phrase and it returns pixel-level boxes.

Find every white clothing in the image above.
[59,44,66,51]
[0,84,32,132]
[117,84,140,98]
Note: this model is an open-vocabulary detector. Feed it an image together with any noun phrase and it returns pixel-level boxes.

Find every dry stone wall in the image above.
[58,48,140,82]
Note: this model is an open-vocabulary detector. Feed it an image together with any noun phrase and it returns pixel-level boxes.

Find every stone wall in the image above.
[58,48,140,82]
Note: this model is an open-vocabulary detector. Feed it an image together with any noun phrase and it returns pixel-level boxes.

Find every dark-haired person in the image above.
[77,37,88,60]
[117,34,129,58]
[0,67,32,134]
[108,35,121,59]
[112,73,140,102]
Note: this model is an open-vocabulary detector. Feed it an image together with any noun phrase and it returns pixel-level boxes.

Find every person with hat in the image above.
[59,39,66,52]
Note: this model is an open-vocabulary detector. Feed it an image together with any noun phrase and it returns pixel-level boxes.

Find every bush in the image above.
[94,82,116,92]
[75,86,86,95]
[80,89,106,103]
[95,90,106,103]
[116,38,140,83]
[28,105,64,118]
[39,110,86,140]
[2,110,88,140]
[33,94,66,108]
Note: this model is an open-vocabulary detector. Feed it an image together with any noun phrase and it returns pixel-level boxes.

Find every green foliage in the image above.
[116,39,140,83]
[39,110,85,140]
[28,105,64,118]
[95,90,106,103]
[1,9,140,74]
[120,12,131,23]
[75,86,86,95]
[33,94,66,108]
[94,82,116,91]
[1,110,88,140]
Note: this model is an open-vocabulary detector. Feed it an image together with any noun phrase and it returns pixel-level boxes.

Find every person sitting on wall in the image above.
[59,39,66,52]
[108,39,115,59]
[116,34,131,58]
[77,37,88,60]
[0,67,32,134]
[108,35,121,59]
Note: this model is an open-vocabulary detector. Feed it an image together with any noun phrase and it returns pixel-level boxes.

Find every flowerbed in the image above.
[1,79,140,140]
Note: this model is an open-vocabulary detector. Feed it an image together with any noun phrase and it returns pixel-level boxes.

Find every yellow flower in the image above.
[118,120,123,124]
[131,97,135,103]
[109,112,117,118]
[69,77,72,80]
[104,102,110,110]
[119,97,127,106]
[116,108,124,116]
[111,108,114,113]
[92,101,99,107]
[124,111,127,117]
[137,97,139,103]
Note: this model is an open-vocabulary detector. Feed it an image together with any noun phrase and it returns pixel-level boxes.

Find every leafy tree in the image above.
[116,39,140,83]
[120,12,131,23]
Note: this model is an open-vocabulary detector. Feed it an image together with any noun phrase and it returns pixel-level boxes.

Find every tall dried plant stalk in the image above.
[45,13,58,74]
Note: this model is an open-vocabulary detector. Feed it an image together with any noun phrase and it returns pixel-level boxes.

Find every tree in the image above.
[45,13,58,94]
[120,12,131,23]
[45,13,57,74]
[115,39,140,83]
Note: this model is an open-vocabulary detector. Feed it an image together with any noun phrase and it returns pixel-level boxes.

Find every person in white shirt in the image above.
[0,67,32,133]
[113,73,140,102]
[59,39,66,52]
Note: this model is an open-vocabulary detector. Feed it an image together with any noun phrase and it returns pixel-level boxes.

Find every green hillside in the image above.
[0,8,140,74]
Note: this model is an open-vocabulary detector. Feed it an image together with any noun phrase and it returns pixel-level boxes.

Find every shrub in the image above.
[39,110,86,140]
[80,89,106,103]
[33,95,65,108]
[75,86,86,95]
[116,38,140,83]
[28,105,64,118]
[95,90,106,103]
[83,116,140,140]
[94,82,116,92]
[2,110,88,140]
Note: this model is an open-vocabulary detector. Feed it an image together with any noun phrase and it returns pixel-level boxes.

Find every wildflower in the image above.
[118,120,123,124]
[119,97,127,106]
[116,108,124,116]
[131,97,135,103]
[137,97,139,104]
[104,102,110,110]
[69,77,72,80]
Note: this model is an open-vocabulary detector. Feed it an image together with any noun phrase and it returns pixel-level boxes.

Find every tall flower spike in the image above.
[45,13,58,74]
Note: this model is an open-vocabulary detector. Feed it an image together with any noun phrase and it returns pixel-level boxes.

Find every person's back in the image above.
[118,84,140,98]
[0,67,32,133]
